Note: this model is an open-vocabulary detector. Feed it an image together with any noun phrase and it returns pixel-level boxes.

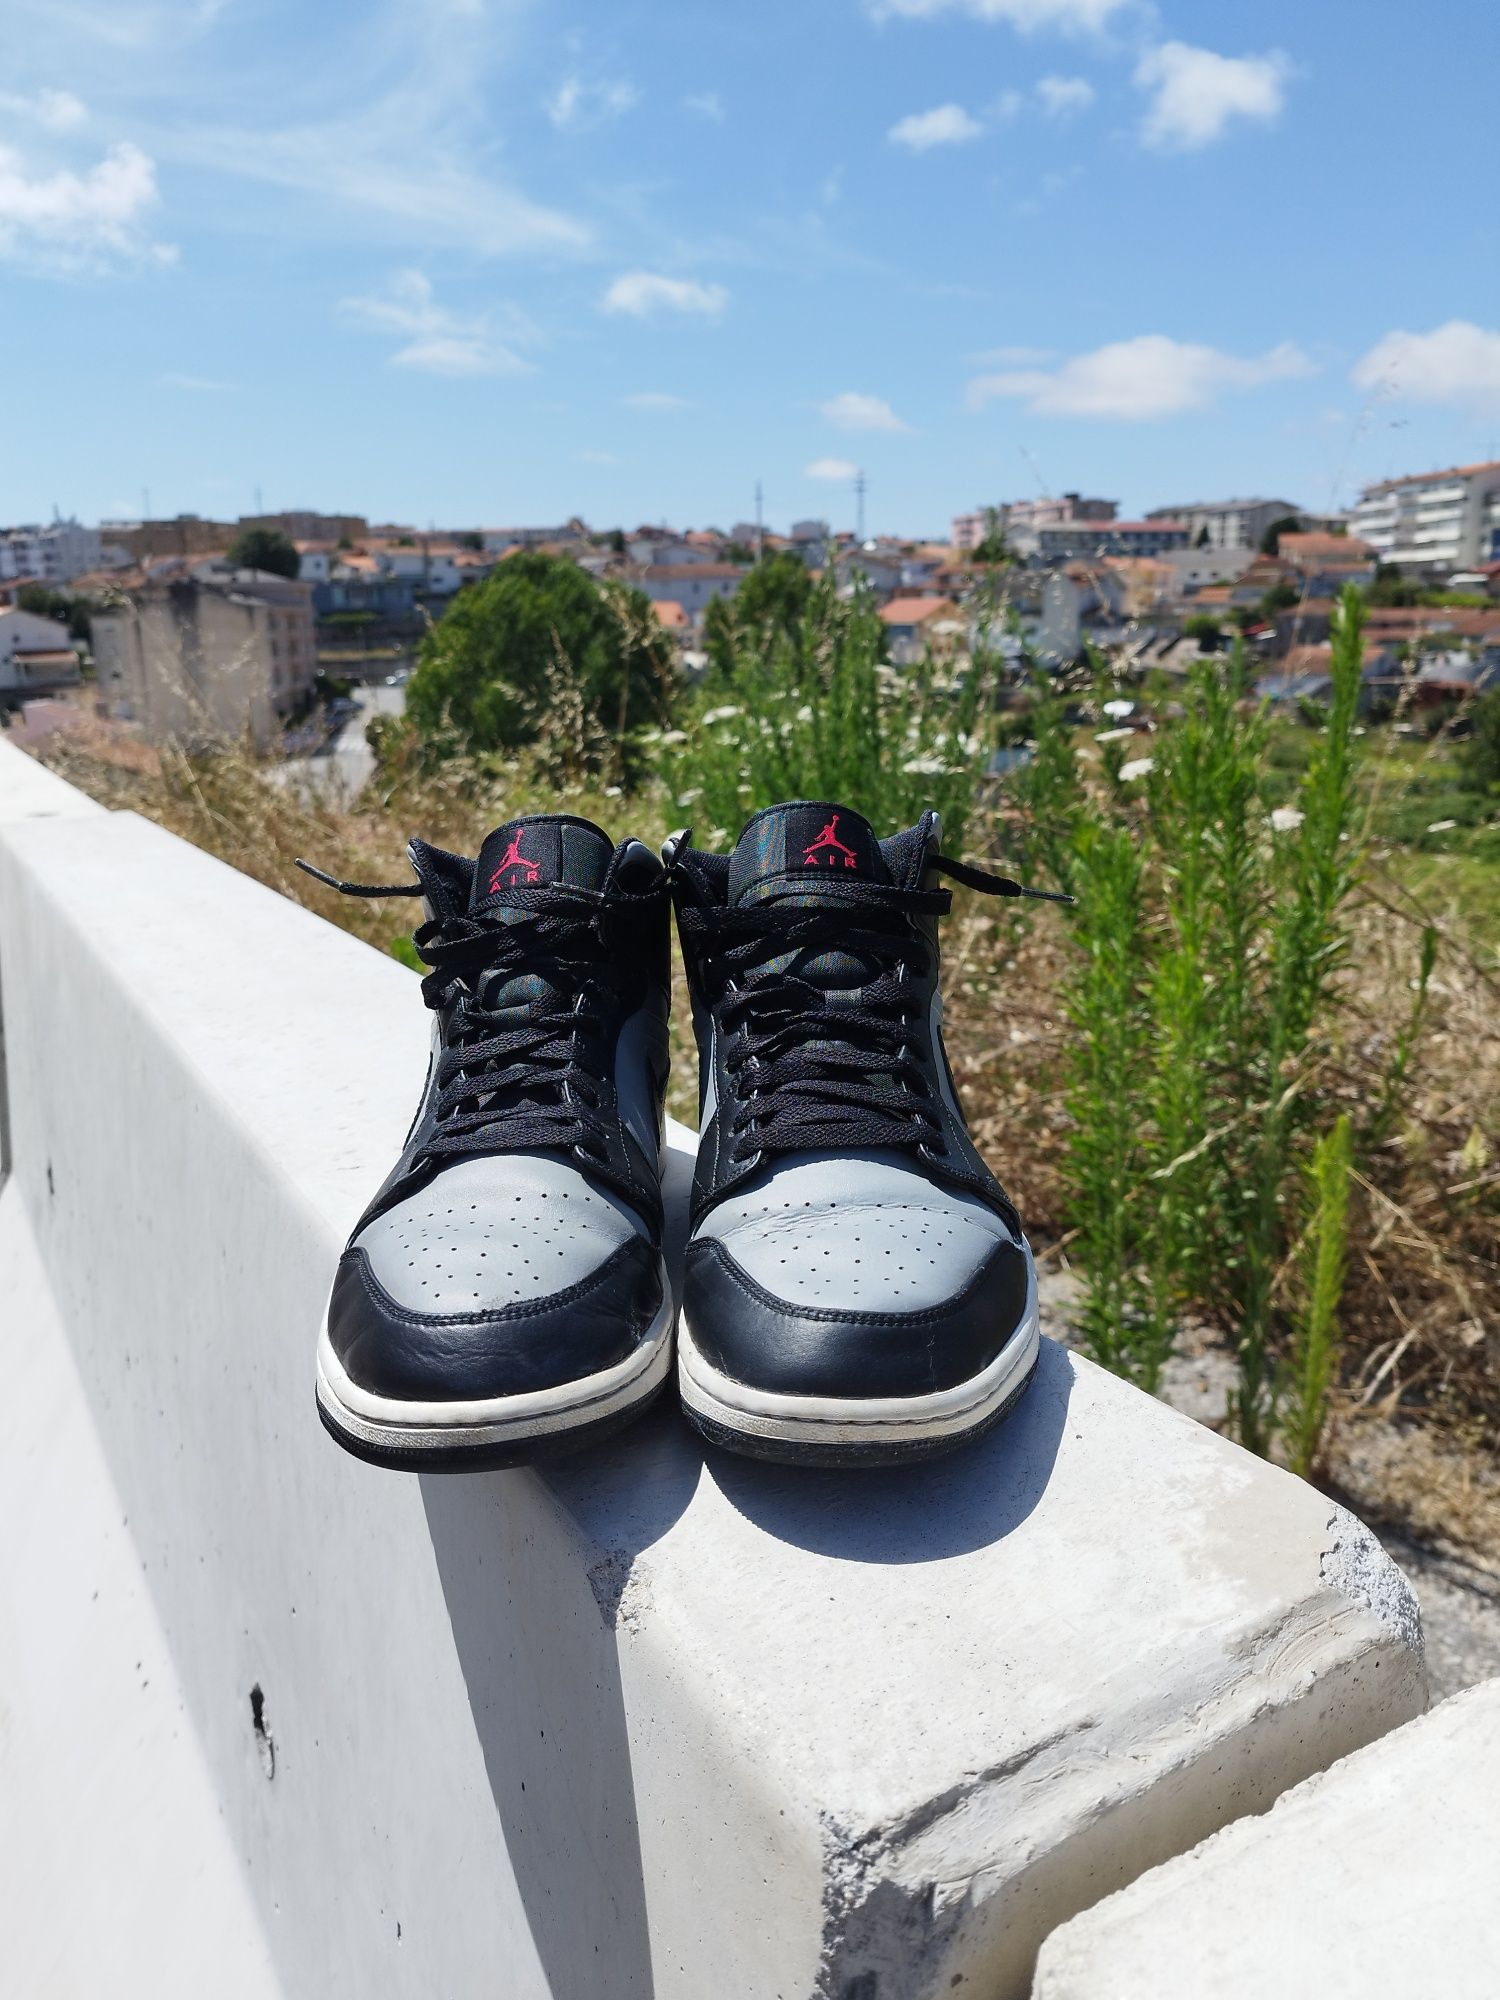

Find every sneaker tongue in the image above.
[727,801,887,906]
[470,814,613,913]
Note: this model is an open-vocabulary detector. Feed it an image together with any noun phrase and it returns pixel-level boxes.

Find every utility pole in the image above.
[855,469,866,543]
[254,483,263,517]
[754,480,764,559]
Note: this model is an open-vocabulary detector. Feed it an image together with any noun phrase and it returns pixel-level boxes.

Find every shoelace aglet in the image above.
[293,857,422,898]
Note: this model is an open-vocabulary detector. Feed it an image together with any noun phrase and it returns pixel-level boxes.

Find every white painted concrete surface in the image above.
[1033,1675,1500,2000]
[0,757,1427,1999]
[0,1188,282,1998]
[0,732,106,822]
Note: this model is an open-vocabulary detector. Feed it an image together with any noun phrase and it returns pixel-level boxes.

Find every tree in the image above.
[1365,563,1422,608]
[970,505,1012,566]
[1259,514,1302,557]
[406,552,673,761]
[705,550,815,678]
[1260,580,1300,619]
[1182,613,1225,651]
[227,527,300,579]
[17,582,95,642]
[1194,524,1211,548]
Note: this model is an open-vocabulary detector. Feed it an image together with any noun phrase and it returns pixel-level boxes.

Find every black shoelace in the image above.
[675,857,1070,1164]
[296,859,663,1168]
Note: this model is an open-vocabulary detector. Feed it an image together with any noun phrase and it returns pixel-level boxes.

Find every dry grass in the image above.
[30,724,1500,1555]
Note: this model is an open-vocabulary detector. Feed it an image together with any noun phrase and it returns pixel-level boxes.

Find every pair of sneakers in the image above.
[304,800,1064,1472]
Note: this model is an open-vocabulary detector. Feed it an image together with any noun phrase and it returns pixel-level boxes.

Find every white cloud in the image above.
[1036,74,1094,116]
[575,448,619,465]
[888,103,983,151]
[1351,321,1500,413]
[989,88,1025,121]
[1135,42,1290,150]
[806,458,860,481]
[684,91,724,122]
[0,88,89,132]
[820,391,911,432]
[601,271,728,318]
[342,269,533,377]
[546,76,639,131]
[966,333,1313,419]
[868,0,1131,31]
[624,391,689,411]
[0,138,173,271]
[145,6,593,259]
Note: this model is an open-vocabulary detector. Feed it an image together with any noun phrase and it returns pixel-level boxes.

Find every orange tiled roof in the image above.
[878,596,960,625]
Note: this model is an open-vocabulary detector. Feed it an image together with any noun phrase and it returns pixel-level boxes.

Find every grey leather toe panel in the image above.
[695,1151,1015,1313]
[354,1152,644,1314]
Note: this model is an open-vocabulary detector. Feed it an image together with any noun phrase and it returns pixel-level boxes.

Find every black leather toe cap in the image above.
[328,1233,662,1402]
[683,1234,1031,1400]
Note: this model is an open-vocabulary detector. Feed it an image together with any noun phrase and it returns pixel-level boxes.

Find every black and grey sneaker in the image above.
[667,800,1068,1466]
[299,815,674,1471]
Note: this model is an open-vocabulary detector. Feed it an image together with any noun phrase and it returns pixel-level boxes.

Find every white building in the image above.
[1349,460,1500,574]
[479,526,573,554]
[375,548,463,595]
[1145,498,1300,552]
[294,545,337,585]
[636,563,744,617]
[1158,546,1258,596]
[0,519,105,584]
[0,607,79,693]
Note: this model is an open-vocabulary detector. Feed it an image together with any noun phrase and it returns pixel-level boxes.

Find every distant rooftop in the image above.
[1363,459,1500,492]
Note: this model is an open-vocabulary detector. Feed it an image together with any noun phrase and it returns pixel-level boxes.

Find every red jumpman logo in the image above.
[488,830,540,892]
[801,814,858,868]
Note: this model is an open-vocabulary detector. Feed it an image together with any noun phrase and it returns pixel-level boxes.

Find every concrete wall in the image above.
[0,738,1428,1999]
[1034,1676,1500,1999]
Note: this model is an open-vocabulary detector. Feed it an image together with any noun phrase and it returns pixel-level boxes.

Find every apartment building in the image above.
[238,510,369,544]
[0,519,109,583]
[1145,497,1299,551]
[1024,518,1189,563]
[1349,461,1500,574]
[953,494,1115,553]
[480,525,576,554]
[93,566,316,750]
[101,514,235,563]
[636,563,745,617]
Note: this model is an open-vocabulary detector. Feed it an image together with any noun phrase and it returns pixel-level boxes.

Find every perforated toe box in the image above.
[686,1156,1031,1400]
[328,1155,662,1402]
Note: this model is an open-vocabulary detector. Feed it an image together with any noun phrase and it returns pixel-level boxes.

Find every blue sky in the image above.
[3,0,1499,537]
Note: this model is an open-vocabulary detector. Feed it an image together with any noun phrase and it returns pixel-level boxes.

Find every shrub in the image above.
[660,572,1003,848]
[1460,687,1500,795]
[1029,587,1371,1455]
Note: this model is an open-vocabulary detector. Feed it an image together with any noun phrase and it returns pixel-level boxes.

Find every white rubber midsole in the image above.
[316,1276,675,1449]
[677,1259,1040,1446]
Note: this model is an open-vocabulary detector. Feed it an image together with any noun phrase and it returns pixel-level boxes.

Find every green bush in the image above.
[1025,587,1372,1456]
[1460,687,1500,796]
